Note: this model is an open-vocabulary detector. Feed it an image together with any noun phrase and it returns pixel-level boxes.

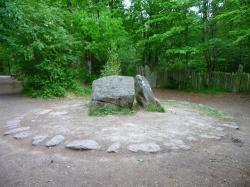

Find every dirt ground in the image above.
[0,89,250,187]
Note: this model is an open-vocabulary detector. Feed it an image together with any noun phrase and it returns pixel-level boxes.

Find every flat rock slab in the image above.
[46,135,65,147]
[32,135,48,145]
[13,131,30,139]
[107,142,121,153]
[37,109,52,115]
[49,111,68,117]
[221,123,239,130]
[199,134,221,140]
[128,143,161,153]
[66,140,100,150]
[164,140,192,151]
[4,127,30,136]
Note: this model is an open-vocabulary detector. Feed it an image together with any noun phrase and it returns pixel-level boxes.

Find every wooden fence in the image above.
[138,66,250,92]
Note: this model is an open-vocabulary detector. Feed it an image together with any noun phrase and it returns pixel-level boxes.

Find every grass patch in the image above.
[66,84,91,98]
[144,104,165,113]
[162,100,225,118]
[183,87,225,95]
[89,106,135,116]
[188,103,225,118]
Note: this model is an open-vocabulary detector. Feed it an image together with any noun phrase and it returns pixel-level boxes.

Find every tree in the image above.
[0,0,83,97]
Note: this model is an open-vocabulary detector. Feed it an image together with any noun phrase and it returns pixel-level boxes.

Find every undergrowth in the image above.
[144,104,165,113]
[162,100,225,118]
[183,87,225,95]
[89,106,135,116]
[23,82,91,98]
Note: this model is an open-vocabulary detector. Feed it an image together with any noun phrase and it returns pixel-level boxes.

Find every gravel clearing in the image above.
[0,90,249,186]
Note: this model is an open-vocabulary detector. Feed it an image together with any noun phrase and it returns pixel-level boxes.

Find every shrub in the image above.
[101,49,121,77]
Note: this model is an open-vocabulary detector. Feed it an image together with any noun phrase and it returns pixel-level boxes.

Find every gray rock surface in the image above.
[46,135,65,147]
[107,142,121,153]
[91,76,135,108]
[3,127,30,136]
[164,140,192,151]
[65,140,100,150]
[199,134,221,140]
[221,122,239,129]
[128,143,161,153]
[134,75,161,107]
[32,135,48,145]
[13,131,30,139]
[5,118,21,129]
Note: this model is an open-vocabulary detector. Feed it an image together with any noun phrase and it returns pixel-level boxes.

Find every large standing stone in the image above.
[134,75,160,107]
[91,76,135,108]
[65,140,100,150]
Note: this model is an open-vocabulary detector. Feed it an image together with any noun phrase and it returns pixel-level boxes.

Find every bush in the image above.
[101,49,121,77]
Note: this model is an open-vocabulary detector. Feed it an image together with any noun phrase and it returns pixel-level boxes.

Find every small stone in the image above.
[49,111,68,117]
[199,134,221,140]
[216,132,226,137]
[37,109,52,115]
[4,127,30,136]
[32,135,48,145]
[46,135,65,147]
[221,123,239,130]
[107,142,121,153]
[66,140,100,150]
[128,143,161,153]
[13,131,30,139]
[164,139,192,151]
[216,127,224,131]
[186,136,198,141]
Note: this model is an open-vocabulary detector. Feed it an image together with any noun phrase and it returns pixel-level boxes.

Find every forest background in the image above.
[0,0,249,97]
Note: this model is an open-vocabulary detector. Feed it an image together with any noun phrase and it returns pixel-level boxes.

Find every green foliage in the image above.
[162,100,226,118]
[66,82,91,97]
[0,0,250,98]
[144,104,165,113]
[73,6,136,76]
[101,49,121,77]
[0,46,12,74]
[189,103,226,118]
[89,106,134,116]
[183,87,225,95]
[0,0,83,98]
